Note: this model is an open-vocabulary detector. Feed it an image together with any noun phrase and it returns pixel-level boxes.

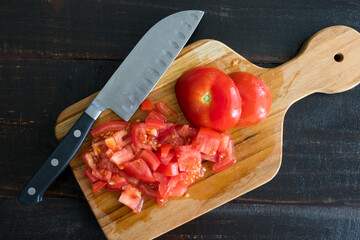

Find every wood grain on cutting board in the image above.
[55,26,360,240]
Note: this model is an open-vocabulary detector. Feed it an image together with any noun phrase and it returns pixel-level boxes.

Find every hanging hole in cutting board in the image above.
[334,53,344,62]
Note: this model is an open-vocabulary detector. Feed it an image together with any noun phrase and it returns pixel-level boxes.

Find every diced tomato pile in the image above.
[82,101,236,213]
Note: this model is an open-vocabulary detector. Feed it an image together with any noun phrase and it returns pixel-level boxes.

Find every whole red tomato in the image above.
[175,66,242,132]
[229,72,272,128]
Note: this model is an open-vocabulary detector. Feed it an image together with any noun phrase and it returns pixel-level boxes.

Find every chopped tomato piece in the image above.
[158,123,177,137]
[137,182,161,200]
[218,132,231,153]
[124,159,155,182]
[113,130,131,147]
[92,140,107,158]
[158,183,171,203]
[91,168,112,182]
[140,149,161,171]
[159,127,184,146]
[195,127,222,155]
[175,125,198,143]
[90,121,129,138]
[118,171,139,186]
[201,153,217,162]
[141,98,154,111]
[145,119,166,129]
[92,181,107,192]
[82,151,97,169]
[161,144,171,158]
[185,156,204,181]
[156,102,179,122]
[145,110,166,122]
[108,174,127,187]
[156,162,179,176]
[105,149,114,158]
[110,147,135,166]
[130,143,142,156]
[153,172,170,184]
[98,157,120,173]
[213,140,236,172]
[84,168,98,183]
[175,145,201,172]
[156,150,175,165]
[119,185,144,213]
[105,136,119,151]
[169,182,188,197]
[167,174,189,197]
[131,123,152,150]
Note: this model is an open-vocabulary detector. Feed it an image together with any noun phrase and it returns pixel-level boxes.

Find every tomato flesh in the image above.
[229,71,272,127]
[156,162,179,176]
[119,185,144,213]
[145,110,166,122]
[105,136,119,151]
[131,123,152,150]
[110,147,134,166]
[124,159,155,182]
[92,168,112,182]
[113,130,131,147]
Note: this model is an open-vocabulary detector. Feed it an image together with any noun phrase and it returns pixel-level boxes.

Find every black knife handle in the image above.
[19,112,96,204]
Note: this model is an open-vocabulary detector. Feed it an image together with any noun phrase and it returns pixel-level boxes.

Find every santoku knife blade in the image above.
[19,10,204,204]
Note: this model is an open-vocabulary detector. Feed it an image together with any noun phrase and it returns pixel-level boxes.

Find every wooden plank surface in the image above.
[1,1,360,239]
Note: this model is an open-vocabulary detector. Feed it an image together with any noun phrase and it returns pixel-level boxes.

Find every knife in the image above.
[19,10,204,204]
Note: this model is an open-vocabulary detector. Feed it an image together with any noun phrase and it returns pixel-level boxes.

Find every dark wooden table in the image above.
[1,1,359,239]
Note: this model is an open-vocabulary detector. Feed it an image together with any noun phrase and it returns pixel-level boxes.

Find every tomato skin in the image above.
[146,110,166,122]
[90,121,129,138]
[212,140,236,172]
[140,149,161,171]
[82,151,97,170]
[92,181,107,192]
[141,98,154,111]
[229,72,272,127]
[156,102,179,122]
[84,168,98,183]
[176,66,242,132]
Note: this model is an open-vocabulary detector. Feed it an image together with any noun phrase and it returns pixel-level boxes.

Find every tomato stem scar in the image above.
[201,92,211,104]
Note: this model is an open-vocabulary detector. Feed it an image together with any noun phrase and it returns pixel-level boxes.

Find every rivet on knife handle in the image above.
[19,112,96,204]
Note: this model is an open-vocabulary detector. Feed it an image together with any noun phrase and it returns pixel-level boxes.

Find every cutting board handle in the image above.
[271,25,360,109]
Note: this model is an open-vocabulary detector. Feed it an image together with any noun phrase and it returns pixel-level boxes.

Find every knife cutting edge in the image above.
[19,10,204,204]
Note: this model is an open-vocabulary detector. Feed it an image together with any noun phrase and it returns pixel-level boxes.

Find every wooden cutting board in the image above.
[55,26,360,240]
